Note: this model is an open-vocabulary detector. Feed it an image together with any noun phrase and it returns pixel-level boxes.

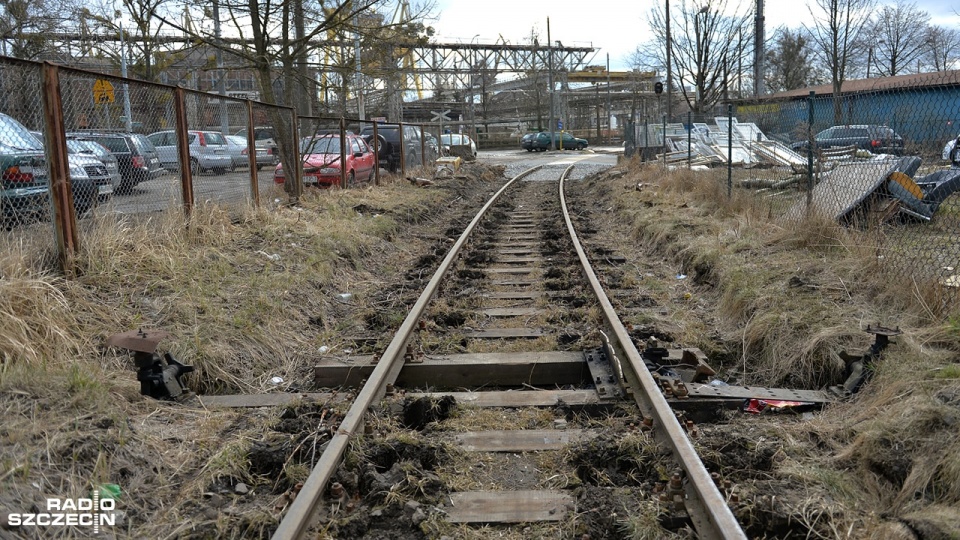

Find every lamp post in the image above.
[117,16,133,133]
[469,34,479,143]
[868,40,885,78]
[547,17,555,150]
[665,0,671,122]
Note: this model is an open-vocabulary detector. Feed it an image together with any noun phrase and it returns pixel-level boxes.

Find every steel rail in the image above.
[271,165,543,540]
[558,167,747,540]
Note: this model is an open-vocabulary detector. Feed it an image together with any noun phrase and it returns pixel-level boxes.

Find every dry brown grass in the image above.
[0,174,475,538]
[588,159,960,537]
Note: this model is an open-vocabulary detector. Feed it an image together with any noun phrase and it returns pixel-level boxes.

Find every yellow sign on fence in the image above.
[93,79,115,104]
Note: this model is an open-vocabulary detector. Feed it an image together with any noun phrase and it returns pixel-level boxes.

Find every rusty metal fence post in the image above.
[291,110,302,198]
[806,91,815,213]
[173,87,194,215]
[246,100,259,206]
[339,117,347,188]
[399,121,406,176]
[727,104,733,199]
[41,62,78,273]
[373,122,380,185]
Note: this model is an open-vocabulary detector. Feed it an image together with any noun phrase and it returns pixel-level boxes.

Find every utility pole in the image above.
[354,15,364,120]
[665,0,672,121]
[213,0,229,134]
[606,53,611,144]
[754,0,765,96]
[547,17,555,150]
[118,19,133,133]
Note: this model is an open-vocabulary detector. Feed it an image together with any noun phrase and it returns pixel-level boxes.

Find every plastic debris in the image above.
[337,293,353,302]
[318,345,330,354]
[708,379,729,387]
[742,399,815,414]
[98,484,122,501]
[676,273,687,280]
[256,250,280,261]
[270,376,283,385]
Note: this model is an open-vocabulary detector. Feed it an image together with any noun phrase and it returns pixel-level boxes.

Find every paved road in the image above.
[96,166,282,216]
[480,147,621,179]
[94,147,622,216]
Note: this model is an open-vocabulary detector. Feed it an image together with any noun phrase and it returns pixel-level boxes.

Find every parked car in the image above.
[440,133,478,160]
[66,138,122,195]
[273,134,376,188]
[30,130,114,202]
[790,125,904,155]
[64,139,120,200]
[68,132,164,193]
[224,135,273,170]
[359,123,426,172]
[1,114,97,228]
[523,131,589,151]
[236,126,278,158]
[520,133,537,152]
[63,141,115,201]
[147,130,232,175]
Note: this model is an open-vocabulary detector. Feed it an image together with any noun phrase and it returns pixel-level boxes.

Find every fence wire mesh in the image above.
[7,52,960,316]
[0,59,57,243]
[59,68,178,221]
[638,72,960,313]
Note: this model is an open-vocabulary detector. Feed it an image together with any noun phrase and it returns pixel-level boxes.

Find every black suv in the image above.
[359,124,426,172]
[68,132,164,193]
[791,125,905,156]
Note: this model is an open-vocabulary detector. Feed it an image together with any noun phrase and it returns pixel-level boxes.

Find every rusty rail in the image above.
[272,164,745,539]
[270,165,543,540]
[558,167,746,540]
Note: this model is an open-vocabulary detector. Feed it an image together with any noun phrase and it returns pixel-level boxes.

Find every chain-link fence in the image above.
[0,58,60,253]
[1,55,438,274]
[627,73,960,313]
[0,57,352,272]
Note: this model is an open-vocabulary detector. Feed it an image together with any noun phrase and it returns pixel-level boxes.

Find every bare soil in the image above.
[1,157,959,539]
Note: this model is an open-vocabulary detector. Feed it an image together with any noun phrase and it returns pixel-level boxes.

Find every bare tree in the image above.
[805,0,875,123]
[153,0,433,200]
[82,0,176,82]
[867,0,930,76]
[764,27,815,92]
[925,25,960,72]
[0,0,78,59]
[646,0,752,115]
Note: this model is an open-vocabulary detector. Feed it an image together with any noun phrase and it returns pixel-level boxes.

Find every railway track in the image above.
[271,164,747,539]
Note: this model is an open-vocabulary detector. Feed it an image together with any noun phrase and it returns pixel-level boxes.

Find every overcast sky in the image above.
[429,0,960,71]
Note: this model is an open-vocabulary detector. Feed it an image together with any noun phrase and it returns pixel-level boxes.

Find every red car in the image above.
[273,134,377,187]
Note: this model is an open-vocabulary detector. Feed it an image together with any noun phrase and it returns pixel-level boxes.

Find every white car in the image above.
[440,133,478,160]
[944,136,959,162]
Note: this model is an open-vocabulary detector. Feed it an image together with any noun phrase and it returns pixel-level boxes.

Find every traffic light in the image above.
[654,82,664,95]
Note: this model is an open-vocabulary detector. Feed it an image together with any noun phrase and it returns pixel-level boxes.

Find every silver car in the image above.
[225,135,273,170]
[147,130,233,175]
[30,130,114,200]
[67,139,122,196]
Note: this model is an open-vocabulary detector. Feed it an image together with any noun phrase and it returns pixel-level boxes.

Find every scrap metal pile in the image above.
[639,117,808,170]
[639,118,960,224]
